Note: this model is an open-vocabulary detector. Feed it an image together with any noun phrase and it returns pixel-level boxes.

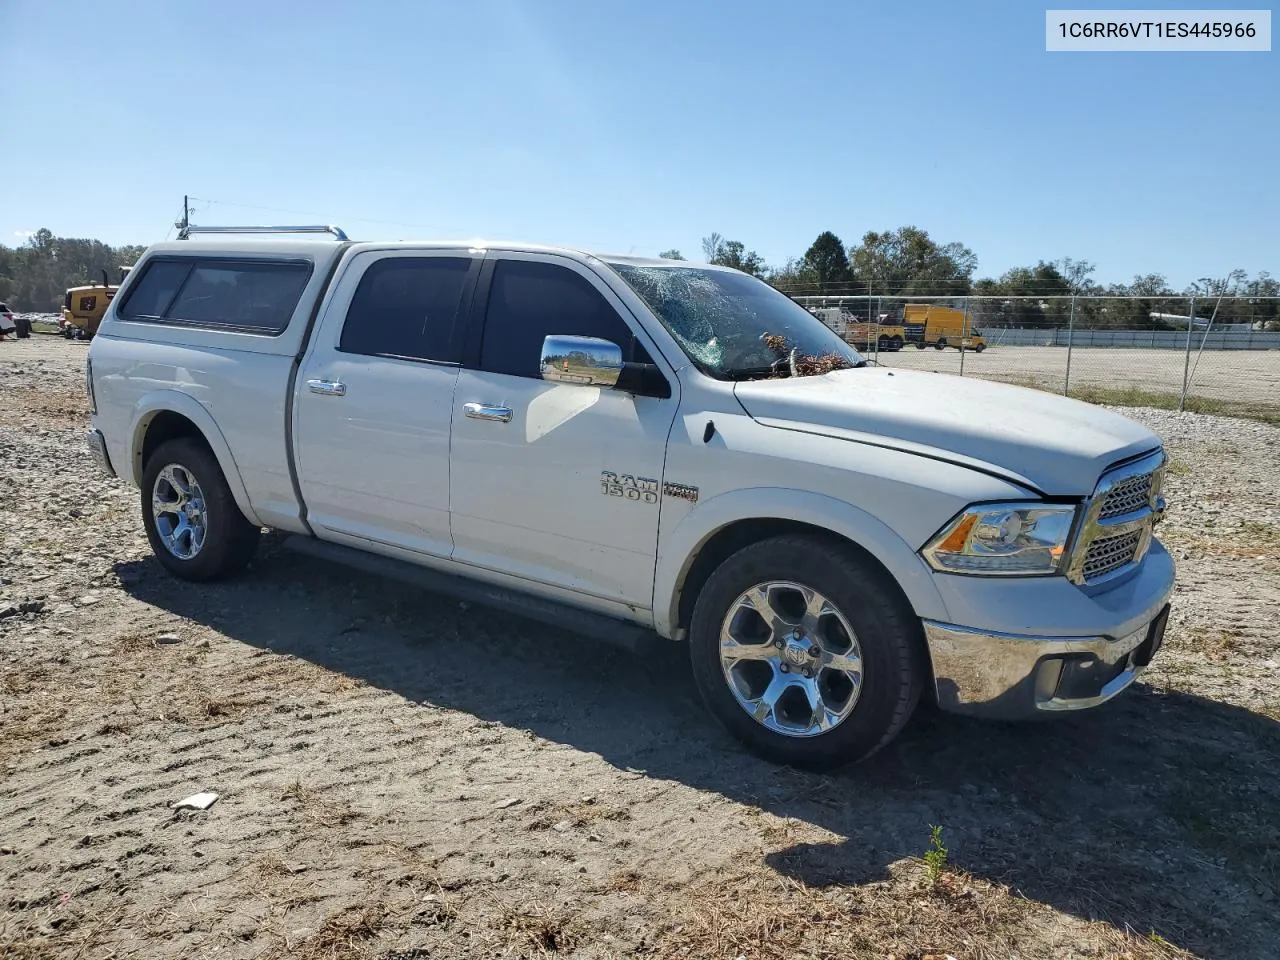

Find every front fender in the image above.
[653,487,950,638]
[127,389,263,527]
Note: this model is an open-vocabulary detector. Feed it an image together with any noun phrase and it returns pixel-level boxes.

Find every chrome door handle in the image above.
[307,379,347,397]
[463,401,513,423]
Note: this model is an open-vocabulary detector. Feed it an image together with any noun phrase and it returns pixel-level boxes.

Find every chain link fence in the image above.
[794,295,1280,423]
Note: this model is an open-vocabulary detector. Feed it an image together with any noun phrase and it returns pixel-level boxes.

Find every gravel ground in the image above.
[2,335,1278,960]
[874,344,1280,413]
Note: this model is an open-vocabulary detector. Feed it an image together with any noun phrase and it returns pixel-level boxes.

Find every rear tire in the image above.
[890,336,902,351]
[688,535,924,771]
[974,343,985,353]
[934,338,947,350]
[15,317,31,339]
[141,438,260,581]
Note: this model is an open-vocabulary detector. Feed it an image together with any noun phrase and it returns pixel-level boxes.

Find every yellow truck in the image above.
[61,268,131,340]
[903,304,986,352]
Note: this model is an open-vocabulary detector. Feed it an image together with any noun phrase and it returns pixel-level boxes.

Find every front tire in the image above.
[934,338,947,350]
[688,535,924,770]
[141,438,260,581]
[15,317,31,339]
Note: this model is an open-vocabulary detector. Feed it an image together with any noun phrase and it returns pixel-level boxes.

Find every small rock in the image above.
[0,846,14,855]
[496,797,522,809]
[552,819,572,833]
[171,791,219,811]
[77,595,101,607]
[155,634,183,645]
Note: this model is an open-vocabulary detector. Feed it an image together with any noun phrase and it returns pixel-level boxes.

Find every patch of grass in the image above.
[0,666,50,696]
[258,903,390,960]
[528,798,632,831]
[311,904,387,952]
[1066,384,1280,425]
[986,376,1280,425]
[280,778,363,828]
[1178,523,1280,560]
[502,904,578,954]
[1190,628,1244,661]
[653,863,1196,960]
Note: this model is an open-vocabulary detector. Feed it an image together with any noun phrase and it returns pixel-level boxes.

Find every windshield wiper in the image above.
[722,364,783,381]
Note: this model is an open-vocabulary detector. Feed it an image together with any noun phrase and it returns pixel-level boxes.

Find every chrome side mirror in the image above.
[540,335,623,388]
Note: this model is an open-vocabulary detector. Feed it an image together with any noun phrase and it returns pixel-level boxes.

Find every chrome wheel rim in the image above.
[152,464,207,560]
[719,581,863,738]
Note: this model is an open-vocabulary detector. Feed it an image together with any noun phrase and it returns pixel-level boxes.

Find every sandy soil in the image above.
[2,335,1278,959]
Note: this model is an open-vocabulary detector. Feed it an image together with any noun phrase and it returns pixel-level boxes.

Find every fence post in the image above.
[1179,295,1196,411]
[959,297,969,377]
[1064,294,1076,396]
[876,295,882,359]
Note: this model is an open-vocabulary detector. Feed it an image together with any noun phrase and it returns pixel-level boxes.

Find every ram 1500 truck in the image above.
[85,226,1174,769]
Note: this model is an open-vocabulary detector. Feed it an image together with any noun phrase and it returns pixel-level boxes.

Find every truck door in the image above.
[292,249,480,558]
[448,253,678,614]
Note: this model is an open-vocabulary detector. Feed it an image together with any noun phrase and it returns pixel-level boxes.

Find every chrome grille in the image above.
[1098,472,1154,520]
[1067,449,1166,586]
[1083,530,1143,580]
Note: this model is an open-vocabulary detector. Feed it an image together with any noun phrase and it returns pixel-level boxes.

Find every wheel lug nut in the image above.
[780,664,789,673]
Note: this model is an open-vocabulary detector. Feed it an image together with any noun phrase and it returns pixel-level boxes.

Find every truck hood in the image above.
[733,368,1161,495]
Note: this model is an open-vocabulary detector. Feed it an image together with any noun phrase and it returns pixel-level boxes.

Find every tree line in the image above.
[660,227,1280,330]
[3,225,1276,330]
[0,229,145,312]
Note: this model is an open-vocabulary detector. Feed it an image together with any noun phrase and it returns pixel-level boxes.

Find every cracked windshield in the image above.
[609,262,864,378]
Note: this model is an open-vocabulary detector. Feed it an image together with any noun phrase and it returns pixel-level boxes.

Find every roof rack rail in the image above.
[177,224,349,241]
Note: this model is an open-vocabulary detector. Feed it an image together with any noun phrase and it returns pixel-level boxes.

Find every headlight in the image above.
[922,502,1078,576]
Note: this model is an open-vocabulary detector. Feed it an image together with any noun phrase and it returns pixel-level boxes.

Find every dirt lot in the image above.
[876,344,1280,415]
[2,335,1278,960]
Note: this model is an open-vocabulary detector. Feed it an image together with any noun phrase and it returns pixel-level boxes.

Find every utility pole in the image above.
[183,195,189,232]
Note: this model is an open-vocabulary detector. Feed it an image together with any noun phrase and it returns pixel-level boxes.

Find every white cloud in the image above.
[12,230,34,238]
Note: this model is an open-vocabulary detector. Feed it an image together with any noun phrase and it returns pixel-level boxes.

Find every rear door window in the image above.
[118,258,312,334]
[338,256,474,363]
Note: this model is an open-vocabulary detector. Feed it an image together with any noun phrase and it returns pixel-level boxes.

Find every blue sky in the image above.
[0,1,1274,286]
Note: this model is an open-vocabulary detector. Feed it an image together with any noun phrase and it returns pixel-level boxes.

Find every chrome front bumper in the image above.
[923,604,1170,719]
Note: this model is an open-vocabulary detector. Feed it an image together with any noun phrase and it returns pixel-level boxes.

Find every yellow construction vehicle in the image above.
[903,303,986,352]
[60,267,132,340]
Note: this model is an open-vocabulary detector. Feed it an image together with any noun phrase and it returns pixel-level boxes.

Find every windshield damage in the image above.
[608,263,864,380]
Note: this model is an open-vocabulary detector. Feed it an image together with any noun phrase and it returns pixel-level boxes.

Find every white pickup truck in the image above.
[85,225,1174,769]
